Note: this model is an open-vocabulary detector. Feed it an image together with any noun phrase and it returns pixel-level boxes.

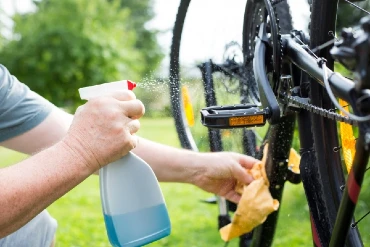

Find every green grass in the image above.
[1,117,317,246]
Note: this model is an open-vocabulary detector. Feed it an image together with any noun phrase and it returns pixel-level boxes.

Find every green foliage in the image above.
[114,0,164,77]
[0,9,7,49]
[0,0,162,109]
[337,1,370,31]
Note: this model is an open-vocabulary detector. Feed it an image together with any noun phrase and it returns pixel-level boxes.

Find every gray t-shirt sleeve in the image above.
[0,64,54,142]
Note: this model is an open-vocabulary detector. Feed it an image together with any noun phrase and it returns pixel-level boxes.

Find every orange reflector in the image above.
[181,86,195,127]
[229,115,264,126]
[339,98,356,172]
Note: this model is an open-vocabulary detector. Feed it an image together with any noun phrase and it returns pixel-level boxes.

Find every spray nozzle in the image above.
[127,80,136,90]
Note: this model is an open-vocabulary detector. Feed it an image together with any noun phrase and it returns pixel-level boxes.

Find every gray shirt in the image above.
[0,64,54,142]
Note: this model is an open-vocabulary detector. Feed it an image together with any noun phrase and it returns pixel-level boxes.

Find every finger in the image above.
[237,154,259,169]
[121,135,139,156]
[121,100,145,119]
[224,190,242,204]
[106,90,137,101]
[232,164,254,184]
[126,119,141,134]
[130,135,139,149]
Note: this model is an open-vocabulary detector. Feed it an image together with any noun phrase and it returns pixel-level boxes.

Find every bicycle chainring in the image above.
[263,0,284,89]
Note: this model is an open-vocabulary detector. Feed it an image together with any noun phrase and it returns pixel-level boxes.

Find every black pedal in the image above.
[200,104,268,129]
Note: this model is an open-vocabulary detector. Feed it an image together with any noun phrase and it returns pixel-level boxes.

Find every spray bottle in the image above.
[79,80,171,247]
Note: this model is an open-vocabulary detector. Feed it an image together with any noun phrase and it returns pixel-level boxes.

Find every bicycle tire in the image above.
[308,0,363,246]
[242,1,296,247]
[169,0,194,150]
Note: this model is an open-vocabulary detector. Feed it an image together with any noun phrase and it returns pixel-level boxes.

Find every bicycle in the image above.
[169,0,370,246]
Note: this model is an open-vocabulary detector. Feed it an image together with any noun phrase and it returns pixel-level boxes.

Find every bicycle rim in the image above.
[309,0,363,246]
[169,0,255,154]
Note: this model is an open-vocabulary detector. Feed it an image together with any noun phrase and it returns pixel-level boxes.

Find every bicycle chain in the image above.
[283,94,358,126]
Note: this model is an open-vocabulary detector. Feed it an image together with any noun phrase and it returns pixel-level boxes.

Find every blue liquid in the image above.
[104,204,171,247]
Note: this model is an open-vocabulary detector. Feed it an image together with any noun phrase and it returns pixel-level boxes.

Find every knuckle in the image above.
[138,100,145,115]
[122,136,136,150]
[131,120,140,133]
[90,97,106,106]
[127,90,137,100]
[130,136,138,149]
[111,122,124,135]
[104,109,120,121]
[133,99,145,116]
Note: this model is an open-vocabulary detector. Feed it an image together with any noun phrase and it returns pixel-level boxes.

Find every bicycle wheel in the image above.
[242,1,299,247]
[307,0,365,246]
[170,0,254,154]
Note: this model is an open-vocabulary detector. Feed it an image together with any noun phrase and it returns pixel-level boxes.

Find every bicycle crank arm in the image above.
[200,104,267,129]
[254,23,280,124]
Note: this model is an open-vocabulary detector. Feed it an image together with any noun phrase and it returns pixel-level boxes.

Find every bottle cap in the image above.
[79,80,136,100]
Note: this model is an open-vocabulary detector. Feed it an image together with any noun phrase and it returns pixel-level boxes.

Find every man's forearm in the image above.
[0,140,92,237]
[132,137,205,184]
[0,108,203,184]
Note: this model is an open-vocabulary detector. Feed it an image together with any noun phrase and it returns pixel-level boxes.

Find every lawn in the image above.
[1,117,314,246]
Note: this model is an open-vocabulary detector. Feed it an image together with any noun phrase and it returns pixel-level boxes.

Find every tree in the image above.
[0,0,161,108]
[113,0,164,78]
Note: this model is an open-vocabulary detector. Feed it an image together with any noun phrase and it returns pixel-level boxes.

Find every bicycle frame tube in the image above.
[330,132,369,247]
[253,34,356,121]
[283,36,356,102]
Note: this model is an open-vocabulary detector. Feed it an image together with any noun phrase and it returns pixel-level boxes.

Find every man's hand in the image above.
[191,152,258,203]
[62,90,145,172]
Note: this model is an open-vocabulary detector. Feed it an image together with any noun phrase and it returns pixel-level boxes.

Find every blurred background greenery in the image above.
[0,0,368,112]
[0,0,165,111]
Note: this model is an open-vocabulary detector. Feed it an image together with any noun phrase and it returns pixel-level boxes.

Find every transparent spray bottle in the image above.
[79,80,171,247]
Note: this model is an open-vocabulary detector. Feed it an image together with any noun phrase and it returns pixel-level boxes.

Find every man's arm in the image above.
[2,110,255,193]
[0,107,73,154]
[0,140,91,237]
[0,63,73,155]
[132,137,256,202]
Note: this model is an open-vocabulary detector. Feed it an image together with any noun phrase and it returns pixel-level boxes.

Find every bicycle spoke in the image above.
[343,0,370,16]
[351,210,370,228]
[311,38,337,54]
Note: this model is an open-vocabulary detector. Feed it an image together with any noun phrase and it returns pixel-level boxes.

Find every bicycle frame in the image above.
[253,25,370,246]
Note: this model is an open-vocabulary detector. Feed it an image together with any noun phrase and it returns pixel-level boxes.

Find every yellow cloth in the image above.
[220,144,279,242]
